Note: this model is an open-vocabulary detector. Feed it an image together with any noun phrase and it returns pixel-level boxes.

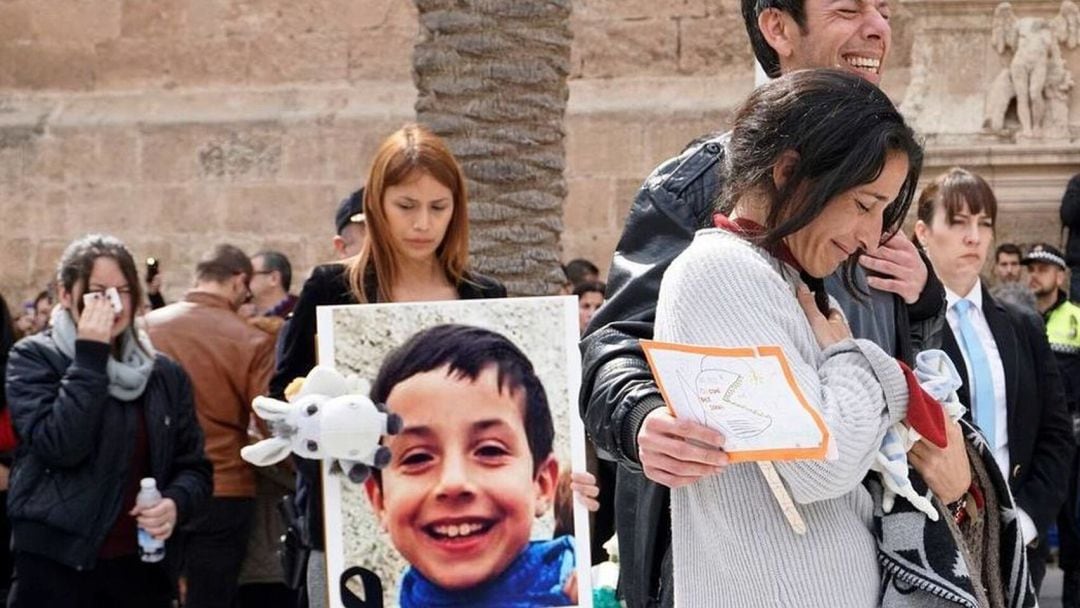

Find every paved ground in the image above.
[1043,565,1064,608]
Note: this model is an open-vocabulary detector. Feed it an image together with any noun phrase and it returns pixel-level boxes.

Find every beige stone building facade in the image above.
[0,0,1074,304]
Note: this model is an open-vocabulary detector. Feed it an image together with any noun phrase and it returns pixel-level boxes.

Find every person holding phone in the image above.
[4,234,212,608]
[146,257,166,311]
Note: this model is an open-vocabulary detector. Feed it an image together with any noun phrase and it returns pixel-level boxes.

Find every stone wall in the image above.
[899,0,1080,271]
[1,0,1044,308]
[550,0,916,276]
[0,0,419,304]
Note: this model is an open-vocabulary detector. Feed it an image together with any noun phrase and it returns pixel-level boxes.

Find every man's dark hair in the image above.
[371,324,554,475]
[720,69,923,296]
[254,250,293,292]
[572,280,606,298]
[563,258,599,287]
[742,0,807,78]
[195,244,253,283]
[995,243,1022,262]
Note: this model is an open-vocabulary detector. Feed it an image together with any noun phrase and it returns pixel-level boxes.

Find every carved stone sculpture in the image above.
[985,1,1080,136]
[1045,53,1075,132]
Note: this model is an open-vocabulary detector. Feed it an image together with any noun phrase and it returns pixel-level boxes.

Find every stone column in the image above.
[413,0,573,296]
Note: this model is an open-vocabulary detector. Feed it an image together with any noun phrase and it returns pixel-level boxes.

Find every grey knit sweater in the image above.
[655,229,911,608]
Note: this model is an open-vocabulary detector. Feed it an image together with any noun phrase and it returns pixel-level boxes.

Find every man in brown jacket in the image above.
[145,244,275,608]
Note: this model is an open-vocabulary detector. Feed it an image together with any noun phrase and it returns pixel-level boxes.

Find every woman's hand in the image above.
[130,497,178,541]
[860,231,928,305]
[637,408,728,488]
[909,419,972,504]
[76,295,114,344]
[797,285,851,349]
[570,471,600,512]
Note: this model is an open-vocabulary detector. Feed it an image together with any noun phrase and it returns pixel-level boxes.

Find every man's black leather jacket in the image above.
[579,134,946,607]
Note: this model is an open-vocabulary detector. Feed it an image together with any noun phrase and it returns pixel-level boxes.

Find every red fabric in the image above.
[897,361,948,449]
[953,483,983,526]
[0,408,18,452]
[99,405,150,559]
[969,483,984,510]
[712,212,764,234]
[712,213,805,273]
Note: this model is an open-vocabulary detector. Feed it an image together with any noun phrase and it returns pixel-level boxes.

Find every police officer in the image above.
[1025,242,1080,606]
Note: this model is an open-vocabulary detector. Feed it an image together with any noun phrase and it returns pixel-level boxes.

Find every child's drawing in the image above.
[675,355,774,439]
[641,341,830,463]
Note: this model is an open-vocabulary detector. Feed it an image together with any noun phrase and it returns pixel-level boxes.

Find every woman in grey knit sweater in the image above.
[653,70,925,607]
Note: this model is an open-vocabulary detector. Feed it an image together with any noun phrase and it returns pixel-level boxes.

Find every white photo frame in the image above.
[316,296,592,608]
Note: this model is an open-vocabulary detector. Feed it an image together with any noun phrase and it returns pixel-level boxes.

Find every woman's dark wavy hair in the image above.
[56,234,146,353]
[719,68,924,294]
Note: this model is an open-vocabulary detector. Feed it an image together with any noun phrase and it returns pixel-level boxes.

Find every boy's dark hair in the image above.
[742,0,807,78]
[720,69,923,298]
[562,258,599,286]
[254,250,293,292]
[572,281,606,298]
[371,324,555,475]
[195,244,253,283]
[995,243,1022,261]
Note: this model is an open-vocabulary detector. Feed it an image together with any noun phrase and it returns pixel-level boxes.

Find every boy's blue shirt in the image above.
[398,536,577,607]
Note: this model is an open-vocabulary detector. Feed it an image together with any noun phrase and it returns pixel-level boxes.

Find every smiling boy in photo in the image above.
[363,324,578,607]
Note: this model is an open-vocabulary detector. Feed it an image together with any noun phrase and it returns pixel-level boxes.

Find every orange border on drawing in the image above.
[640,339,831,463]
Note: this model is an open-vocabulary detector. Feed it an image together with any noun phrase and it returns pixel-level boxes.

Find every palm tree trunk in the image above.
[413,0,572,296]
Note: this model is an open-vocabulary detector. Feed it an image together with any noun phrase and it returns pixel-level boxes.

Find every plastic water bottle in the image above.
[136,478,166,563]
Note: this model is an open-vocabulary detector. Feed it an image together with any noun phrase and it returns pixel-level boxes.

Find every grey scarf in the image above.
[50,306,156,400]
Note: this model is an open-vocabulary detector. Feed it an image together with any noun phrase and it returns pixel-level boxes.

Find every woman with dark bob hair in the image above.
[915,168,1071,596]
[652,69,925,607]
[4,235,212,607]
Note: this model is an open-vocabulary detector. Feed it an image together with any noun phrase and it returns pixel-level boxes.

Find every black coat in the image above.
[5,334,212,570]
[270,262,507,551]
[940,287,1074,538]
[1062,173,1080,266]
[579,133,947,608]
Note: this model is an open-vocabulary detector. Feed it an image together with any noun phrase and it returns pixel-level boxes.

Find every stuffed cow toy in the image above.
[241,365,403,483]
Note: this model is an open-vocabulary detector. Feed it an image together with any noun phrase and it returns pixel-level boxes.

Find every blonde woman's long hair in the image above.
[346,124,471,303]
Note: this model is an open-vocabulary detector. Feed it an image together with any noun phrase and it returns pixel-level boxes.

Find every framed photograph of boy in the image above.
[316,296,593,608]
